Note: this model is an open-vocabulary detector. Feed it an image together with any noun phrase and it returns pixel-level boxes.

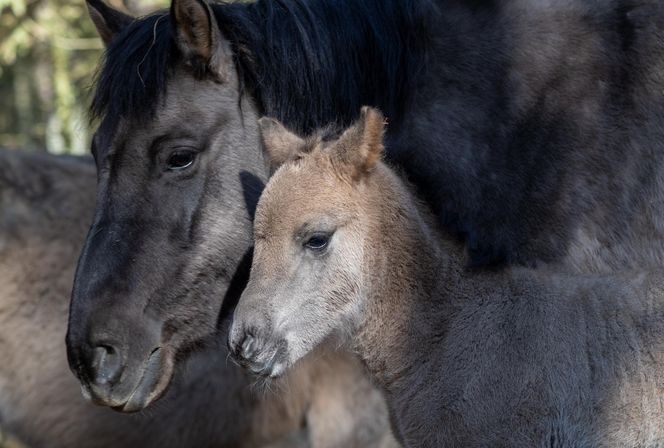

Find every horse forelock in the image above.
[90,0,433,142]
[91,12,174,127]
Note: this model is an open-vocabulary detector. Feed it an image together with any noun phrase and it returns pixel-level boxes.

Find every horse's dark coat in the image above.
[90,0,664,267]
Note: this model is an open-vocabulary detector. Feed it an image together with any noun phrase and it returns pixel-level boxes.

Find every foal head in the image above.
[229,107,386,377]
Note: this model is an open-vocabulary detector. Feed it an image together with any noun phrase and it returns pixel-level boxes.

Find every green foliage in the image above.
[0,0,168,153]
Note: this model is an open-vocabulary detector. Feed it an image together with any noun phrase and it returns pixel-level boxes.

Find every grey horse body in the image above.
[372,262,664,446]
[362,194,664,446]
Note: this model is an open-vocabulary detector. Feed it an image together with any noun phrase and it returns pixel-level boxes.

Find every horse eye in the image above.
[304,234,331,251]
[166,150,196,171]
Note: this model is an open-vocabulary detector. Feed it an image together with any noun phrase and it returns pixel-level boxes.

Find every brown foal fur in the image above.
[0,149,397,448]
[231,108,664,447]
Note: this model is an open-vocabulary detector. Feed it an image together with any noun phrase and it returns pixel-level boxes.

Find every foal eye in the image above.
[166,150,196,171]
[304,234,331,252]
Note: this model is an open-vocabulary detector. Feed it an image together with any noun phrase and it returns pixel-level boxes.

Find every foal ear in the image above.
[333,106,386,179]
[171,0,233,82]
[258,117,306,170]
[86,0,133,47]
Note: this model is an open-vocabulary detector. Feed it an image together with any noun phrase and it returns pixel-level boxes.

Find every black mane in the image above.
[92,0,432,133]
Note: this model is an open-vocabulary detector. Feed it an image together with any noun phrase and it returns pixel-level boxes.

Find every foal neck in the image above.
[355,164,472,388]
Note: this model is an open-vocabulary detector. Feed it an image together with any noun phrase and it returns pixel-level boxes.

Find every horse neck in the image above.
[355,164,471,389]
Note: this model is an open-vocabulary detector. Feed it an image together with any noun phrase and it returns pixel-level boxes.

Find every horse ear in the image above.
[171,0,232,82]
[86,0,133,47]
[332,106,386,180]
[258,117,306,171]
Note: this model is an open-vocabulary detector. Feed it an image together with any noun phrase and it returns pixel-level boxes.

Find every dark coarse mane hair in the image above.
[91,0,433,133]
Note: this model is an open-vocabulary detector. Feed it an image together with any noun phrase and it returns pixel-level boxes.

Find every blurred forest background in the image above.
[0,0,167,154]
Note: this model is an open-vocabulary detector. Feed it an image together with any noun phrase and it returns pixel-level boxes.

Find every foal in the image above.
[230,107,664,447]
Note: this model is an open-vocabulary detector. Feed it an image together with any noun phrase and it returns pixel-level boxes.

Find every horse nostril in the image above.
[91,344,122,386]
[241,334,256,359]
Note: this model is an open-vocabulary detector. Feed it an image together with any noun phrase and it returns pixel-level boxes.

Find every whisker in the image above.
[137,13,166,88]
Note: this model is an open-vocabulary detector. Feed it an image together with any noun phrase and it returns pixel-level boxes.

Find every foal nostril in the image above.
[91,344,122,385]
[241,334,256,359]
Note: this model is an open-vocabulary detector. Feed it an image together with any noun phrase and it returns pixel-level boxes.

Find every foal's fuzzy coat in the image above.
[232,108,664,447]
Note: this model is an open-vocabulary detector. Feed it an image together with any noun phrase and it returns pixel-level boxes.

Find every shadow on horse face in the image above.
[66,2,268,410]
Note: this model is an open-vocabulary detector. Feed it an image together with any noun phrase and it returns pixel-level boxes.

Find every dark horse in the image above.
[68,0,664,411]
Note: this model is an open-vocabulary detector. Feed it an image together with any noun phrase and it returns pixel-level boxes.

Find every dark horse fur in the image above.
[90,0,664,268]
[68,0,664,413]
